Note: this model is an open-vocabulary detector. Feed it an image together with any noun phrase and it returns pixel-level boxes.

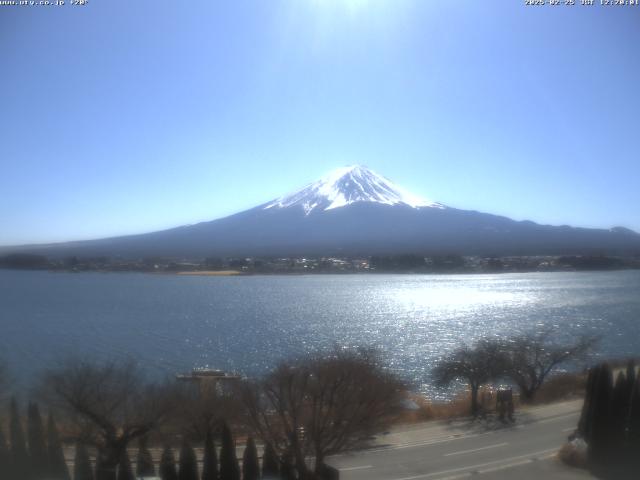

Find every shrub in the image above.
[74,442,95,480]
[201,427,218,480]
[219,423,240,480]
[178,440,198,480]
[242,437,259,480]
[136,436,155,478]
[160,445,178,480]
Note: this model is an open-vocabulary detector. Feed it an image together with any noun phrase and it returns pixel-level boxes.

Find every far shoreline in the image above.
[2,267,640,277]
[3,252,640,276]
[175,270,243,276]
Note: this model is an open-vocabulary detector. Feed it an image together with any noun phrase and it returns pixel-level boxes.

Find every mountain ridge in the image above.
[2,165,639,258]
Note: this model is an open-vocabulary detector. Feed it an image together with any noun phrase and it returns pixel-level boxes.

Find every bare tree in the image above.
[433,339,506,417]
[239,348,406,479]
[503,330,597,402]
[40,359,178,480]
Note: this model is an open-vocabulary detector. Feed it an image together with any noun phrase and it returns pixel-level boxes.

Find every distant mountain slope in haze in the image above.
[3,165,640,258]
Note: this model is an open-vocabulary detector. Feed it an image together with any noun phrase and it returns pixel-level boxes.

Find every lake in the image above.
[1,270,639,398]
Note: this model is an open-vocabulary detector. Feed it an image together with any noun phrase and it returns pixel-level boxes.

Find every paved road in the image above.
[328,400,589,480]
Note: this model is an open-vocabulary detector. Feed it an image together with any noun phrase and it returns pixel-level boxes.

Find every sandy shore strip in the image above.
[176,270,243,276]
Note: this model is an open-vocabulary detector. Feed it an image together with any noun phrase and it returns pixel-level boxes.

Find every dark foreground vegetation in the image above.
[568,360,640,479]
[0,332,606,480]
[0,350,403,480]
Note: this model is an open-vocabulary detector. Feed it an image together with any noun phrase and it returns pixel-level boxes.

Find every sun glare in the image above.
[310,0,372,14]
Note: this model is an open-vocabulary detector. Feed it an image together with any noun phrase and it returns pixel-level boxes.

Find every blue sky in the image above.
[1,0,639,246]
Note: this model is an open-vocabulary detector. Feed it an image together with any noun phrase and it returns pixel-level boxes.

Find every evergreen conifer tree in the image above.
[9,398,31,480]
[0,424,10,480]
[627,376,640,468]
[74,442,94,480]
[261,443,280,479]
[94,450,114,480]
[47,412,71,480]
[626,360,636,390]
[27,402,48,478]
[242,437,259,480]
[116,450,135,480]
[624,360,636,415]
[178,440,198,480]
[578,366,598,438]
[160,446,178,480]
[280,452,296,480]
[588,363,614,464]
[219,423,239,480]
[136,436,155,478]
[201,427,218,480]
[610,371,628,456]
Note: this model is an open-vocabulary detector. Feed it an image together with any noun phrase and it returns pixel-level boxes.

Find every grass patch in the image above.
[530,372,587,405]
[558,440,588,469]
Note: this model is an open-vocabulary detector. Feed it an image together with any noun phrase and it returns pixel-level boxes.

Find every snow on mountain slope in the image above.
[264,165,445,215]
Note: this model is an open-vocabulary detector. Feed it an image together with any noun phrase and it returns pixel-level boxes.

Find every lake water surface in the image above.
[1,270,639,397]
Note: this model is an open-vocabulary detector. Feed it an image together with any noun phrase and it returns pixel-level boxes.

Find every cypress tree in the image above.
[178,440,198,480]
[588,363,614,464]
[160,446,178,480]
[624,360,636,415]
[47,412,70,480]
[280,452,296,480]
[578,366,597,438]
[94,450,114,480]
[9,398,30,480]
[0,424,10,480]
[201,427,218,480]
[116,450,135,480]
[261,443,280,479]
[627,377,640,468]
[219,423,239,480]
[242,437,259,480]
[74,442,94,480]
[610,371,628,456]
[136,436,155,478]
[27,402,48,478]
[626,360,636,391]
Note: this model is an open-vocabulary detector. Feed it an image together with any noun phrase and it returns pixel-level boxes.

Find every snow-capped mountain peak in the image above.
[264,165,444,215]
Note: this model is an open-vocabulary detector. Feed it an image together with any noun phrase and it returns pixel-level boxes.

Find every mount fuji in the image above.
[4,165,640,258]
[263,165,444,214]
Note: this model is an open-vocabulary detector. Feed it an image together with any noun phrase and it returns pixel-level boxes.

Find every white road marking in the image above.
[536,411,579,425]
[477,452,556,475]
[434,453,558,480]
[443,442,508,457]
[362,435,474,453]
[389,448,558,480]
[339,465,373,471]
